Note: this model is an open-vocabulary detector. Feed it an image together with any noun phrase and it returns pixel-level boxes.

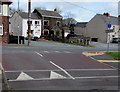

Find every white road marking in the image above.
[34,51,43,57]
[75,76,119,79]
[90,57,116,69]
[64,51,71,53]
[44,51,50,53]
[50,61,75,79]
[17,72,34,80]
[54,51,61,53]
[8,75,119,82]
[5,69,117,73]
[50,71,66,79]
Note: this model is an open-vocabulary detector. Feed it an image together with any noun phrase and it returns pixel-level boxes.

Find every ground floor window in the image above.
[91,38,98,42]
[43,29,49,35]
[0,5,2,15]
[0,24,3,35]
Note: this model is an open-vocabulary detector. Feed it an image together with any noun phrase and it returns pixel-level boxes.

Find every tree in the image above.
[62,12,77,35]
[54,7,62,14]
[63,12,77,27]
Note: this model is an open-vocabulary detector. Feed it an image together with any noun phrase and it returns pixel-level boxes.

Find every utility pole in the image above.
[18,0,20,44]
[28,0,31,46]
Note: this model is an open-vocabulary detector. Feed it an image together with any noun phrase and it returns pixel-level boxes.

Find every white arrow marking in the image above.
[17,72,34,80]
[50,71,66,79]
[50,61,75,79]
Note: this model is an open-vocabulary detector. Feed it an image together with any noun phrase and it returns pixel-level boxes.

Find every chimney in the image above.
[103,12,110,17]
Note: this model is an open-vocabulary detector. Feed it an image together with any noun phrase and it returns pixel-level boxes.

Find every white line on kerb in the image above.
[5,69,117,73]
[75,76,119,79]
[34,51,43,57]
[50,61,75,80]
[8,76,119,82]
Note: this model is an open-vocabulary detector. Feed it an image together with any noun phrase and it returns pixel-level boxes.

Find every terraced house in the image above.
[33,8,62,38]
[0,0,12,44]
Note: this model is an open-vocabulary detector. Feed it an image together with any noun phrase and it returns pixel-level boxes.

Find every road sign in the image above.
[105,29,114,33]
[108,24,111,28]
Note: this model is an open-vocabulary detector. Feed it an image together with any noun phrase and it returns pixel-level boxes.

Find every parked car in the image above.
[26,36,39,41]
[112,37,120,43]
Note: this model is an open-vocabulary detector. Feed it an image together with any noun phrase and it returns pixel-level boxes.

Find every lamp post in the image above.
[28,0,31,46]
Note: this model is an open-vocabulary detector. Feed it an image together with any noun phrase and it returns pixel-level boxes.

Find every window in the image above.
[0,24,3,35]
[35,21,39,25]
[43,29,49,35]
[44,20,49,26]
[0,5,2,14]
[56,21,60,26]
[113,26,115,30]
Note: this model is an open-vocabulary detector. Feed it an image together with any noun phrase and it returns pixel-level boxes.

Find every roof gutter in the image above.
[42,15,62,19]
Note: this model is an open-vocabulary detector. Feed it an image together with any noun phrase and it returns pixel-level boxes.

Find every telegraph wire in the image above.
[61,0,99,14]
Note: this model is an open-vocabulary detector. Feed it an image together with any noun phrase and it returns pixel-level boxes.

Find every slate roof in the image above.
[0,0,12,4]
[35,8,62,18]
[97,14,118,25]
[76,22,88,28]
[19,12,40,19]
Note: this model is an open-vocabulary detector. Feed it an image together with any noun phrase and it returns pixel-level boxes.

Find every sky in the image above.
[10,0,119,22]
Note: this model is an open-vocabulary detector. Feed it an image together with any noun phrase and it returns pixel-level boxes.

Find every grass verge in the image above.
[106,52,120,60]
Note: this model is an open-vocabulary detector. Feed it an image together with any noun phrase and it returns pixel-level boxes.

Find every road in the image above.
[2,41,119,91]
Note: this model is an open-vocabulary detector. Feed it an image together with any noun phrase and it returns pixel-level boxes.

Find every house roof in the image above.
[76,22,88,28]
[0,0,12,4]
[97,14,118,25]
[35,8,62,18]
[18,12,40,20]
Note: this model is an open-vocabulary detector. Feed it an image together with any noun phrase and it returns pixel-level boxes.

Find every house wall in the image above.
[3,4,9,16]
[10,12,22,36]
[85,15,108,43]
[43,17,62,28]
[74,27,85,35]
[0,16,9,44]
[0,3,10,44]
[22,19,41,38]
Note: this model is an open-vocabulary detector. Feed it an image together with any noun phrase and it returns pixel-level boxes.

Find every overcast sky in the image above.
[10,0,119,22]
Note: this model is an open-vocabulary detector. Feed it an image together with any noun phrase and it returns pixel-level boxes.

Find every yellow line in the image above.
[98,60,120,62]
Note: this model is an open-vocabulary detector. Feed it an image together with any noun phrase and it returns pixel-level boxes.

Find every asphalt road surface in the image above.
[2,41,119,91]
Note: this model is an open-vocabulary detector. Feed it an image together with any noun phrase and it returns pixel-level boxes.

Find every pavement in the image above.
[83,51,119,69]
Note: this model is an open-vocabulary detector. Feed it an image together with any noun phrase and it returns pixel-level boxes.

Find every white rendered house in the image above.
[10,12,41,38]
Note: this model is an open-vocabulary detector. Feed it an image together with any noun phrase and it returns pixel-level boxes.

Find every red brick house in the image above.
[0,0,12,44]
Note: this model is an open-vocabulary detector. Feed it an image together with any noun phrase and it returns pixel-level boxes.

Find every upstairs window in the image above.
[35,21,39,25]
[0,5,2,14]
[0,24,3,35]
[56,21,61,26]
[44,20,49,26]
